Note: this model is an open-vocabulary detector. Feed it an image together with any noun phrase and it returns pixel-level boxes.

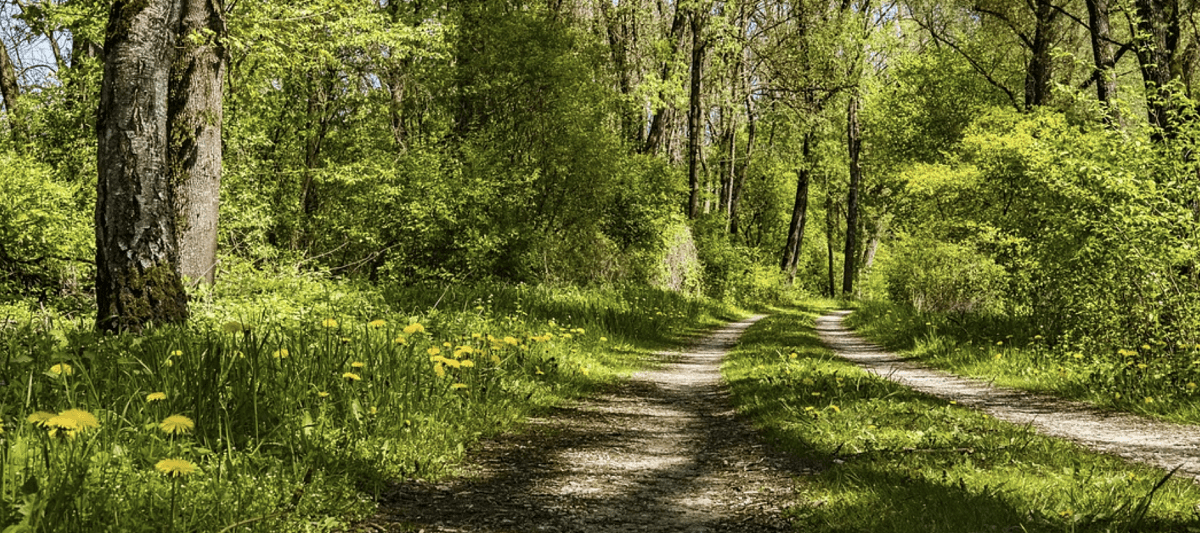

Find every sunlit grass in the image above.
[0,267,742,532]
[725,305,1200,532]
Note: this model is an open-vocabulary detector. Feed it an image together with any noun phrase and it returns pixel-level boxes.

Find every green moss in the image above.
[102,260,189,332]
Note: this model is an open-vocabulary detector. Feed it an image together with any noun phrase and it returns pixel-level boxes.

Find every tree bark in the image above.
[96,0,189,332]
[169,0,226,285]
[1024,0,1057,108]
[686,2,705,219]
[842,93,862,296]
[642,5,686,154]
[781,133,812,281]
[0,40,21,145]
[1132,0,1182,140]
[729,90,755,237]
[1084,0,1122,124]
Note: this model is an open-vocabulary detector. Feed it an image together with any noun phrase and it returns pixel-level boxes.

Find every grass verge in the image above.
[845,301,1200,425]
[0,265,742,532]
[725,303,1200,532]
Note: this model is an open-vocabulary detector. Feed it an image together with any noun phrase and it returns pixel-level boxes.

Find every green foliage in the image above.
[879,234,1007,314]
[727,307,1200,532]
[0,155,91,300]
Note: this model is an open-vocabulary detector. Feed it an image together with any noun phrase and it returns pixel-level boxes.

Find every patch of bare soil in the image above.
[817,310,1200,478]
[359,315,819,533]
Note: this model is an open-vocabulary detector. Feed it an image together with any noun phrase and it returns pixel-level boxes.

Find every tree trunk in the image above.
[825,188,836,298]
[169,0,226,286]
[842,93,862,296]
[96,0,189,332]
[685,3,704,219]
[0,40,21,145]
[1132,0,1182,140]
[642,6,686,154]
[1024,0,1057,108]
[781,132,812,279]
[1085,0,1121,124]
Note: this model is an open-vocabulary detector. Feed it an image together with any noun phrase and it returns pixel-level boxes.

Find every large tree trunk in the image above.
[685,3,704,219]
[1024,0,1057,108]
[1132,0,1182,140]
[842,93,862,296]
[169,0,226,285]
[1085,0,1121,124]
[96,0,189,332]
[781,132,812,279]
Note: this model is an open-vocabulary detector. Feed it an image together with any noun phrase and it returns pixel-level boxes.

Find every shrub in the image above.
[881,235,1007,314]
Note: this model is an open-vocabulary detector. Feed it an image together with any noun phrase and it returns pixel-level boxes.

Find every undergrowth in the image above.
[725,305,1200,532]
[0,263,741,532]
[845,301,1200,425]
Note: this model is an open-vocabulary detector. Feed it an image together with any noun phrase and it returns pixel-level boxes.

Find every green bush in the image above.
[0,155,91,300]
[881,235,1007,314]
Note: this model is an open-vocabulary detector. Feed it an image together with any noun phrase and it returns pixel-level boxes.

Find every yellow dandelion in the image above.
[457,345,474,355]
[600,337,608,342]
[472,333,482,339]
[273,349,289,359]
[789,352,798,359]
[368,319,386,328]
[171,350,183,357]
[562,333,573,340]
[1138,364,1148,369]
[460,360,475,368]
[322,318,339,328]
[404,323,425,334]
[369,406,378,415]
[45,415,78,438]
[443,342,452,348]
[146,392,167,402]
[27,411,54,427]
[427,347,441,357]
[317,391,330,398]
[996,341,1003,346]
[160,415,195,435]
[49,363,73,377]
[1188,382,1197,390]
[59,409,99,430]
[450,383,468,390]
[503,336,518,346]
[155,458,199,478]
[1118,349,1137,357]
[490,354,501,365]
[433,363,446,378]
[1144,397,1154,403]
[1141,344,1151,350]
[342,372,362,381]
[350,361,366,368]
[394,336,407,344]
[581,367,590,376]
[443,359,461,369]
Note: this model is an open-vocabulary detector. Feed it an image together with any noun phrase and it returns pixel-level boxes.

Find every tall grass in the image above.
[0,267,741,532]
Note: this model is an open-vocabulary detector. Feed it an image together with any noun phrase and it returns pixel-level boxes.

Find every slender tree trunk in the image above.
[1025,0,1057,108]
[1085,0,1122,124]
[642,6,687,154]
[825,188,836,298]
[0,41,21,145]
[842,93,862,296]
[96,0,189,332]
[686,3,704,219]
[1132,0,1182,140]
[781,132,812,279]
[169,0,226,285]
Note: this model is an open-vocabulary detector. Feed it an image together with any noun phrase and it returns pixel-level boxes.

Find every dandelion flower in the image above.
[404,323,425,334]
[1188,382,1197,390]
[450,383,467,390]
[394,336,407,344]
[155,458,199,478]
[600,337,607,342]
[160,415,195,435]
[318,391,330,398]
[996,341,1003,346]
[490,354,501,365]
[789,352,798,359]
[561,333,573,340]
[1141,344,1151,350]
[322,318,339,328]
[350,361,366,368]
[49,363,73,377]
[427,347,441,357]
[503,336,518,346]
[369,406,378,415]
[368,319,386,328]
[1145,397,1155,403]
[460,360,475,368]
[273,349,289,359]
[45,415,78,437]
[433,363,446,378]
[27,411,54,427]
[343,372,361,381]
[171,350,183,357]
[1119,349,1137,357]
[60,409,99,430]
[146,392,167,402]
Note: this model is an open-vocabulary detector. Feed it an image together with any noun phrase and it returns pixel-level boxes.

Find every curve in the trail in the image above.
[818,310,1200,478]
[372,314,813,533]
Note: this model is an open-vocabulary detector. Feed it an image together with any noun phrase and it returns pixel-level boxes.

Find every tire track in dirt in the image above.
[363,315,819,532]
[817,310,1200,478]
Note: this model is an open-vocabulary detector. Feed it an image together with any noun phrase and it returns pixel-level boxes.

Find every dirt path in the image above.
[364,315,816,532]
[817,310,1200,478]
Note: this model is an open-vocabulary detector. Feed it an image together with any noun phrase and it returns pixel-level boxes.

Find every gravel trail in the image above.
[364,315,817,532]
[817,310,1200,478]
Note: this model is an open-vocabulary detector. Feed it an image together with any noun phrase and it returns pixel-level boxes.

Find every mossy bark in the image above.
[96,0,189,332]
[169,0,226,285]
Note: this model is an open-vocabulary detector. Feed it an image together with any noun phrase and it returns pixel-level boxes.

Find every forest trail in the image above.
[366,314,815,533]
[817,310,1200,479]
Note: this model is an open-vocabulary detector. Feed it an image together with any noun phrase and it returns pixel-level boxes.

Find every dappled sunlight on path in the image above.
[365,315,818,532]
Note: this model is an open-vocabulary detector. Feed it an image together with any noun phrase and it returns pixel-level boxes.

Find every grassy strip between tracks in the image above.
[725,303,1200,533]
